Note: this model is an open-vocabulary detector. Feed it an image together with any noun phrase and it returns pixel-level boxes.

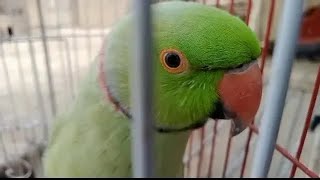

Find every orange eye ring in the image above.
[160,48,189,74]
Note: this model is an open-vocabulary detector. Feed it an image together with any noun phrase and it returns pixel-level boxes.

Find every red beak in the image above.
[218,61,263,136]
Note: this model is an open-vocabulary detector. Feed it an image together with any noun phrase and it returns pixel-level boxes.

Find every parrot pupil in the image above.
[165,53,181,68]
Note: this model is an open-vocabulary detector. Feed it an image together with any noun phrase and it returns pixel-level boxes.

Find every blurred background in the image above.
[0,0,319,178]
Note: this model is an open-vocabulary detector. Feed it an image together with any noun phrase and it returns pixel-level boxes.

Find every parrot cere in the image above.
[43,1,262,177]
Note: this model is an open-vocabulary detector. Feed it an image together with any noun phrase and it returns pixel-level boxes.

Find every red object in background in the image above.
[299,5,320,45]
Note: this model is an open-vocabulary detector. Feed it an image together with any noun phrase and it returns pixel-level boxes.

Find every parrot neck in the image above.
[96,43,191,177]
[98,48,132,120]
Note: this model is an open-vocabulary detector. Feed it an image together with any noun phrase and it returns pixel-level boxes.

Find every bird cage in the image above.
[0,0,320,178]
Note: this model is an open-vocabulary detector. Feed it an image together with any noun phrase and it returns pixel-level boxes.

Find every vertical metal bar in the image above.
[276,90,304,177]
[290,67,320,177]
[0,41,20,155]
[222,3,237,177]
[36,0,57,116]
[86,0,92,65]
[55,0,74,99]
[250,0,304,177]
[229,0,234,15]
[0,134,8,164]
[0,111,9,164]
[130,0,154,177]
[11,42,30,135]
[222,127,232,178]
[207,121,218,177]
[55,0,75,99]
[260,0,276,75]
[197,127,205,177]
[245,0,252,25]
[114,0,119,22]
[240,130,252,177]
[215,0,220,8]
[226,133,257,177]
[25,0,49,143]
[55,0,67,82]
[100,0,105,38]
[187,132,194,177]
[28,39,49,143]
[240,1,274,177]
[0,40,24,175]
[309,120,320,176]
[72,0,80,84]
[63,40,75,99]
[12,42,29,141]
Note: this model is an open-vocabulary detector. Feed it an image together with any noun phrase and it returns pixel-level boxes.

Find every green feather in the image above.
[43,1,261,177]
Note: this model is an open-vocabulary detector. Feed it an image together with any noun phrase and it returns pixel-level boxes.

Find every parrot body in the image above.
[43,1,262,177]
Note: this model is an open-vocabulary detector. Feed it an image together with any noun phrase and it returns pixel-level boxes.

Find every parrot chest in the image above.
[43,100,190,177]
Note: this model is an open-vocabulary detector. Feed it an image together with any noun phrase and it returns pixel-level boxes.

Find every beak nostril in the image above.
[235,63,245,69]
[229,60,256,73]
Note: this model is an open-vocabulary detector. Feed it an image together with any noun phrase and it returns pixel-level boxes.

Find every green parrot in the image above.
[42,1,262,178]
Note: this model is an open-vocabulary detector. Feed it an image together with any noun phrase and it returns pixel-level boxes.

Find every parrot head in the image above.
[104,1,262,136]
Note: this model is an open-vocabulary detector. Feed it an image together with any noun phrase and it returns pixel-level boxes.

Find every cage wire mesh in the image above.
[0,0,319,178]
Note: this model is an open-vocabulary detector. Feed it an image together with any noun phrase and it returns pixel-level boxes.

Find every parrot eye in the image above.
[165,53,180,68]
[160,49,188,74]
